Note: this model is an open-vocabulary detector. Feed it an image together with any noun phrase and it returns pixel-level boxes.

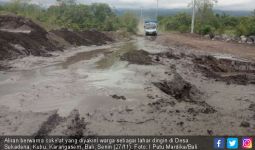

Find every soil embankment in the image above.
[157,32,255,61]
[0,15,112,61]
[51,29,113,46]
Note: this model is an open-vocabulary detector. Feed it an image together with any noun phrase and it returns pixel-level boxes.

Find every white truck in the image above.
[144,21,158,36]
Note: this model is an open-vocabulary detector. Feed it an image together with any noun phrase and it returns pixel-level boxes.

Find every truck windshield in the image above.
[145,23,156,29]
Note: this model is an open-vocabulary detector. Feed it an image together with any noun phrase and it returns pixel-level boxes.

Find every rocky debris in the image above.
[209,34,255,44]
[240,121,250,128]
[222,34,231,42]
[200,107,216,114]
[111,94,126,100]
[187,106,216,115]
[240,35,248,43]
[247,37,254,44]
[194,55,255,85]
[249,36,255,42]
[212,35,223,41]
[121,49,152,65]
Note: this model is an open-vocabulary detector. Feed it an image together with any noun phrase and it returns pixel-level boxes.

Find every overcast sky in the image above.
[0,0,254,10]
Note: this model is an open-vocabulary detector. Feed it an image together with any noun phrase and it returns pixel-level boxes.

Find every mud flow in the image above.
[153,73,216,114]
[0,36,255,136]
[194,55,255,85]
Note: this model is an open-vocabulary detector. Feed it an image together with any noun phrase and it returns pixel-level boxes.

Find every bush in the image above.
[0,1,138,33]
[119,12,138,33]
[199,25,215,35]
[236,17,255,36]
[159,11,255,36]
[159,13,191,32]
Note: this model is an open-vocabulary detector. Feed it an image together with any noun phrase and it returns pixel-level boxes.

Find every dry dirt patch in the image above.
[157,33,255,61]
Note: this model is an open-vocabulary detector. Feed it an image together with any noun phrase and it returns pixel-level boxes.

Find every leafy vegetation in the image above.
[159,0,255,36]
[0,0,138,32]
[159,13,191,33]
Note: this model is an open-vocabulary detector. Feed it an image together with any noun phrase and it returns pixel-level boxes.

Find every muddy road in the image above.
[0,36,254,136]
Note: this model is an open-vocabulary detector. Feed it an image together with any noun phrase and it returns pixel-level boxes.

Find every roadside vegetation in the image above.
[0,0,138,33]
[159,0,255,36]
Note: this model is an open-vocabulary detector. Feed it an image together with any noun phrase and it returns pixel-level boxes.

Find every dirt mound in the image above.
[0,15,62,61]
[0,30,61,60]
[51,29,113,46]
[104,30,131,41]
[154,73,216,114]
[0,15,47,35]
[194,55,255,85]
[0,15,113,65]
[121,49,152,65]
[154,73,202,102]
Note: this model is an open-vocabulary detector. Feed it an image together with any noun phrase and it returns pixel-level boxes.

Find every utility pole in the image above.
[140,6,143,20]
[156,0,159,20]
[191,0,195,33]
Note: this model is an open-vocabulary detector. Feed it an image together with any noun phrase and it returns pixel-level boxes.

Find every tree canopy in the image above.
[0,0,138,32]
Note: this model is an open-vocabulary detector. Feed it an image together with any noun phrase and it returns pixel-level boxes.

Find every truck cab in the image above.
[144,21,158,36]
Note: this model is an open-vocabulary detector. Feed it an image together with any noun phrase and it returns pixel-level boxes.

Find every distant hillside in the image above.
[0,1,6,5]
[114,8,252,18]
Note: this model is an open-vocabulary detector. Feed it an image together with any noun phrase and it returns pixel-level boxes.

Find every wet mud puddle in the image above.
[0,40,151,116]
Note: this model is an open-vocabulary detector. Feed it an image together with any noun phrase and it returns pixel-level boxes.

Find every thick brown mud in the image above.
[153,73,216,114]
[121,50,152,65]
[0,36,254,136]
[194,55,255,85]
[0,15,112,62]
[51,29,113,46]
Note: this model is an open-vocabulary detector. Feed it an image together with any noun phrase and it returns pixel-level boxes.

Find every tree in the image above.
[119,12,138,33]
[56,0,76,6]
[90,3,114,22]
[193,0,218,34]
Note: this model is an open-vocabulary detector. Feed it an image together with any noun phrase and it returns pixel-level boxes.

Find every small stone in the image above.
[207,130,213,135]
[111,94,126,100]
[240,121,250,128]
[155,56,160,61]
[177,121,184,126]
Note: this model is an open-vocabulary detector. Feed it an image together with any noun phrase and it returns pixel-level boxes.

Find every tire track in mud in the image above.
[193,55,255,85]
[153,72,216,114]
[35,111,63,136]
[34,110,87,136]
